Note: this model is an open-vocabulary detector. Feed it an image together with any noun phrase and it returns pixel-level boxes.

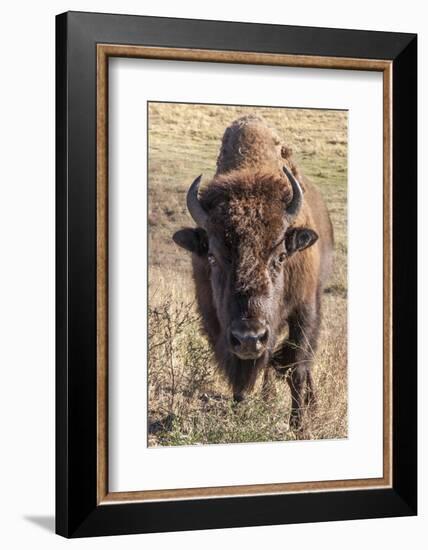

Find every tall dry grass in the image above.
[147,103,348,446]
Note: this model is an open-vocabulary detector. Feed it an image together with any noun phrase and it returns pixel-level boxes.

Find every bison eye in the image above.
[207,253,217,265]
[278,252,287,263]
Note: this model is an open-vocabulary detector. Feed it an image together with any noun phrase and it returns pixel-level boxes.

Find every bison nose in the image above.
[229,321,269,358]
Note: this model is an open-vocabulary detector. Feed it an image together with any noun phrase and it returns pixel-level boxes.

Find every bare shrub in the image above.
[148,295,214,434]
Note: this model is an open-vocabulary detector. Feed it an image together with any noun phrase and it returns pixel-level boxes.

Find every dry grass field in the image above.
[147,102,348,446]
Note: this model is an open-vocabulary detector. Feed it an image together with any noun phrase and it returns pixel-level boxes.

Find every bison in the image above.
[173,115,334,429]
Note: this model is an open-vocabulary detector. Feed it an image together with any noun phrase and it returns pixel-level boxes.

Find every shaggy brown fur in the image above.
[174,115,334,429]
[216,114,301,181]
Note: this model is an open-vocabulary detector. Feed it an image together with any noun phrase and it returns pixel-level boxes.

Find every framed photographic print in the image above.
[56,11,417,538]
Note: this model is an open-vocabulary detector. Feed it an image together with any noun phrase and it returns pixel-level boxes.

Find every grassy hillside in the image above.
[147,102,348,446]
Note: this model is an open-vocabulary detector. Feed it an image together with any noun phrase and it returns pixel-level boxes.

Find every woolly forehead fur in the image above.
[200,169,294,291]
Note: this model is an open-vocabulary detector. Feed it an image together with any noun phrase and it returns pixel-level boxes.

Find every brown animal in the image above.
[173,115,334,429]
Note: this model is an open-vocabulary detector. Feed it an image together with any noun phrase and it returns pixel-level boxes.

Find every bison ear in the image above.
[285,227,318,255]
[172,228,208,256]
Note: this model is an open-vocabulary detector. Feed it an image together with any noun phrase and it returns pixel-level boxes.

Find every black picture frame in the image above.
[56,11,417,538]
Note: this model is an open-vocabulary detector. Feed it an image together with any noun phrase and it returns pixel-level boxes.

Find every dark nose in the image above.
[229,320,269,358]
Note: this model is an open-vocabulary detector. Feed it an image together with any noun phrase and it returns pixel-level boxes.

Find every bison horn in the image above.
[187,174,208,228]
[283,165,303,222]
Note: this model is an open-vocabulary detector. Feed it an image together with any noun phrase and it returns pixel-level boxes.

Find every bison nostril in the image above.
[230,332,242,348]
[259,329,269,344]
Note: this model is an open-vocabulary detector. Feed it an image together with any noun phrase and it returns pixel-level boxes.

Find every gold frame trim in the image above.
[96,44,392,505]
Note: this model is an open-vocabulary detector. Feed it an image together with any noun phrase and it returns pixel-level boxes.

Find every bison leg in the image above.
[273,301,320,430]
[305,369,317,409]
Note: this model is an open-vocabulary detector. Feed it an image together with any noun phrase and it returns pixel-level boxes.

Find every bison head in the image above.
[173,167,318,395]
